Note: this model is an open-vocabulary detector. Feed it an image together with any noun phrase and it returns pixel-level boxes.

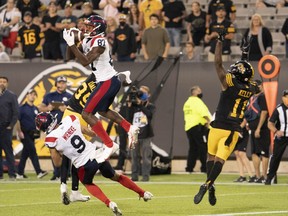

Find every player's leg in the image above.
[100,161,153,201]
[78,160,122,215]
[70,165,90,202]
[82,77,121,148]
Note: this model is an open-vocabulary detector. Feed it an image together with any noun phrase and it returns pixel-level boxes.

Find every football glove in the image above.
[241,36,252,54]
[63,29,75,47]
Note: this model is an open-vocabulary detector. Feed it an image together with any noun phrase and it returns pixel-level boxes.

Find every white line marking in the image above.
[191,210,288,216]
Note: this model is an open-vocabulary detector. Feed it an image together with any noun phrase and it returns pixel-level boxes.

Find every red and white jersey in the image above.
[82,36,117,83]
[44,115,96,168]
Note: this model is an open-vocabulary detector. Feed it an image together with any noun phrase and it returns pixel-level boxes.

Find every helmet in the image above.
[84,15,107,36]
[35,112,57,134]
[229,60,254,83]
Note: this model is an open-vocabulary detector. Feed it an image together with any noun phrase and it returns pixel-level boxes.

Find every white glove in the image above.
[63,28,75,47]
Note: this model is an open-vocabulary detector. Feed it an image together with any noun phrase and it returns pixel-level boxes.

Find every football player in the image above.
[63,15,139,162]
[194,32,259,206]
[59,73,97,205]
[35,112,153,216]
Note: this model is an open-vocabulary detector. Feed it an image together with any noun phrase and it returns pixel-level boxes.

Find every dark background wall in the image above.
[1,60,288,158]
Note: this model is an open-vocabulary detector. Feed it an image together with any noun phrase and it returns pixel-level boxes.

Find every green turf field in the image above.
[0,173,287,216]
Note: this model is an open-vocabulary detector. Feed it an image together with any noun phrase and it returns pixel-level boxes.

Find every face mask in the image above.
[197,93,203,99]
[119,21,126,27]
[140,93,149,101]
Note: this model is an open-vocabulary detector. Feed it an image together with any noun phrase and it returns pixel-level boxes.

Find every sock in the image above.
[85,183,110,206]
[206,160,214,179]
[71,165,79,191]
[206,161,223,188]
[92,121,113,147]
[118,175,145,197]
[120,119,131,132]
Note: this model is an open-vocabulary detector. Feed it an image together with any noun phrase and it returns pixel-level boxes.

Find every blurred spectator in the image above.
[281,18,288,58]
[16,89,48,179]
[141,13,170,60]
[185,1,206,46]
[0,76,18,180]
[106,16,118,49]
[120,0,136,14]
[112,14,137,62]
[244,80,270,183]
[130,85,155,182]
[55,3,77,61]
[206,0,236,27]
[183,85,211,173]
[162,0,186,47]
[242,13,272,61]
[17,11,45,61]
[57,0,84,10]
[127,4,141,53]
[99,0,121,19]
[181,42,200,62]
[78,2,99,19]
[113,82,131,172]
[0,42,10,61]
[16,0,44,18]
[0,0,21,53]
[256,0,285,8]
[204,5,235,62]
[38,75,72,180]
[40,1,62,60]
[139,0,163,30]
[233,124,255,183]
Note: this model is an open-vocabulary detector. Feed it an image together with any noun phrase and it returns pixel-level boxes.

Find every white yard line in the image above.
[191,210,288,216]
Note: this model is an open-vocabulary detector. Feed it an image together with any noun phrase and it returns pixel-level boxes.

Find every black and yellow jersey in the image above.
[68,73,97,114]
[17,24,44,59]
[211,73,258,132]
[207,19,235,54]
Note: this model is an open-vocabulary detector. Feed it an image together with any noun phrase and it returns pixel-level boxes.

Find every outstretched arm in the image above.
[63,29,105,66]
[214,40,228,90]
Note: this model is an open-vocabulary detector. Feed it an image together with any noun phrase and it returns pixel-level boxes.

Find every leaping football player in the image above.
[63,15,139,161]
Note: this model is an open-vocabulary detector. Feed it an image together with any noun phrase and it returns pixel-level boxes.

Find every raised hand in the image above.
[63,28,75,47]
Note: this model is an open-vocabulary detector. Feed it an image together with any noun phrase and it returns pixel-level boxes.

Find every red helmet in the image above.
[35,112,57,134]
[84,15,107,36]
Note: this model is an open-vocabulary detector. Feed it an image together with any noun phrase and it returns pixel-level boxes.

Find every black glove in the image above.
[217,28,227,42]
[241,36,252,53]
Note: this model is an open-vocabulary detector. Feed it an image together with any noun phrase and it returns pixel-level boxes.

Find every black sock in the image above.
[206,161,223,187]
[206,160,214,179]
[71,165,79,191]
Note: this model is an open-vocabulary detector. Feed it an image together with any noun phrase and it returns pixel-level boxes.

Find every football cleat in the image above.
[128,125,140,149]
[60,183,70,205]
[109,201,122,216]
[194,184,208,204]
[208,185,217,206]
[141,191,153,202]
[70,190,90,202]
[233,176,246,182]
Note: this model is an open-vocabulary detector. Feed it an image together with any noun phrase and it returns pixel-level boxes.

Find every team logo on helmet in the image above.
[229,60,254,83]
[84,15,107,37]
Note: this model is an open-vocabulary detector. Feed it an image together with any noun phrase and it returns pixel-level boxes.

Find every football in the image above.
[70,29,84,43]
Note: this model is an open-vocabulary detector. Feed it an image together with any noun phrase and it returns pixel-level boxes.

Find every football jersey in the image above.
[44,115,96,168]
[212,73,258,132]
[68,73,97,114]
[82,36,117,83]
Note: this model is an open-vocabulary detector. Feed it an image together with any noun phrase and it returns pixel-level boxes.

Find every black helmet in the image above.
[35,112,57,134]
[84,15,107,37]
[229,60,254,83]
